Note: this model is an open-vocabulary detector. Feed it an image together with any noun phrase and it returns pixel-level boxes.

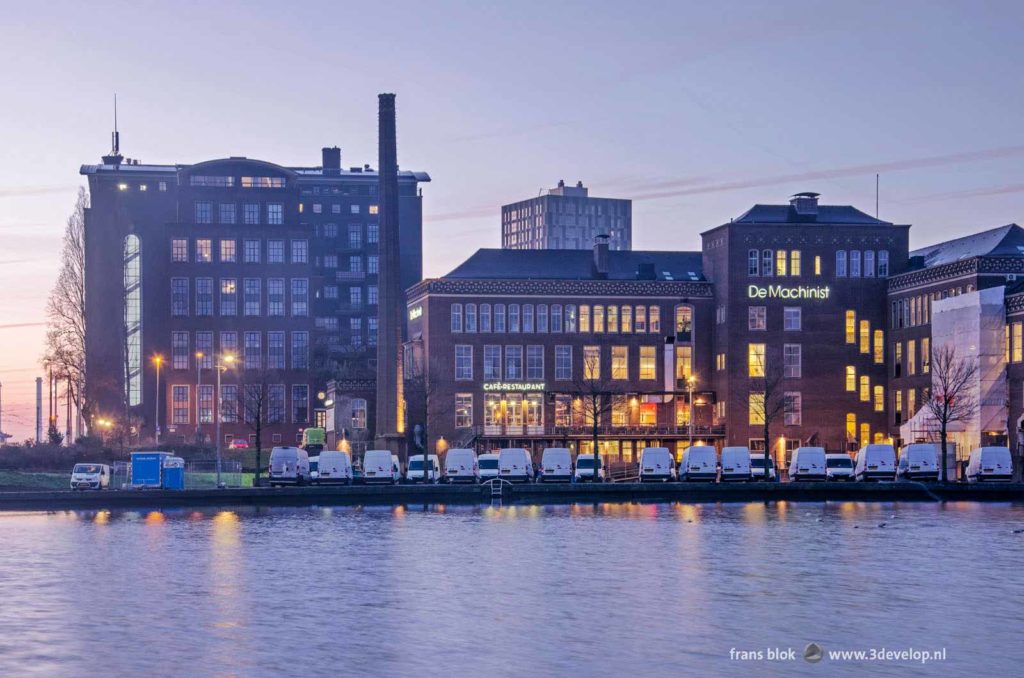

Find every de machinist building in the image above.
[81,132,428,446]
[406,192,1024,467]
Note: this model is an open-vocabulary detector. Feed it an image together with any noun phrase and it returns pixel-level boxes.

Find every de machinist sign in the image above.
[747,285,831,300]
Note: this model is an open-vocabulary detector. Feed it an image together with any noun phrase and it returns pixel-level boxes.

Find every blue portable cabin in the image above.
[162,456,186,490]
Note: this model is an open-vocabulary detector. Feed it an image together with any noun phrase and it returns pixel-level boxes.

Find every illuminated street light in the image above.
[152,355,164,444]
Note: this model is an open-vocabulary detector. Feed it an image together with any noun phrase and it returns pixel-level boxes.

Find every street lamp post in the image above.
[687,375,696,446]
[153,355,163,444]
[215,353,235,488]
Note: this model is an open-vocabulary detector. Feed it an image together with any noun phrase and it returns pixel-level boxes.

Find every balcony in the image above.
[474,424,726,438]
[337,302,364,313]
[336,270,366,281]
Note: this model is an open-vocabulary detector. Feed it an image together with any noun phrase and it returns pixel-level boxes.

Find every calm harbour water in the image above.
[0,501,1022,678]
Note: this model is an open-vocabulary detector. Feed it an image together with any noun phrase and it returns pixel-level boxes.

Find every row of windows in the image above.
[748,306,802,331]
[891,285,974,329]
[892,337,930,378]
[194,201,284,225]
[453,344,690,382]
[746,344,802,378]
[747,250,807,277]
[170,330,309,371]
[450,303,690,336]
[169,383,307,425]
[306,203,378,215]
[748,391,803,426]
[170,277,309,317]
[171,238,308,264]
[843,311,886,364]
[843,367,887,411]
[835,250,889,278]
[312,222,379,245]
[461,392,690,430]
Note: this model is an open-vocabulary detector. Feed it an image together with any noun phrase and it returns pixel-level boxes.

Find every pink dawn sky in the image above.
[1,0,1022,440]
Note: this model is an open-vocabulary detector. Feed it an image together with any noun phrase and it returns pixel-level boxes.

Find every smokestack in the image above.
[35,377,43,443]
[322,146,341,174]
[374,93,403,452]
[593,234,610,278]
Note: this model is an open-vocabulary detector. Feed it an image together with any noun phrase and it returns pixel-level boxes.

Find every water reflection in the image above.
[0,502,1022,677]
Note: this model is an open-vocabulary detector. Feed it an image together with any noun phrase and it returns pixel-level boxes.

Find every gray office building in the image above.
[501,180,631,251]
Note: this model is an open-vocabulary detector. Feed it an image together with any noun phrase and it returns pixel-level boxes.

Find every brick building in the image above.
[501,180,631,250]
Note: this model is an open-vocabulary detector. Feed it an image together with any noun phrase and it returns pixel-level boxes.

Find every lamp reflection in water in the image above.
[209,511,246,652]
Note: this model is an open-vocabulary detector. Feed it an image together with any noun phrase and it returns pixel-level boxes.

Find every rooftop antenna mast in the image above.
[875,173,880,220]
[102,93,124,165]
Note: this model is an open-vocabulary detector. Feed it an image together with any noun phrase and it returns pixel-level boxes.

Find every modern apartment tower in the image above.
[501,180,631,250]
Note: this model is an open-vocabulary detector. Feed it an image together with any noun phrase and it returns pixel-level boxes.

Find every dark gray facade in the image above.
[501,180,631,250]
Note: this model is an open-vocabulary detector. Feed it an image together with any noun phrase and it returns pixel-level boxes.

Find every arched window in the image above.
[593,305,605,333]
[674,305,693,342]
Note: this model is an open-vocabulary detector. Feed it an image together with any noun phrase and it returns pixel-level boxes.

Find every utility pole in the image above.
[153,355,163,444]
[196,352,204,443]
[35,377,43,443]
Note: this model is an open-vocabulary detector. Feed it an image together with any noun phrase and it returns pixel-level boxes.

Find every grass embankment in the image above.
[0,471,70,491]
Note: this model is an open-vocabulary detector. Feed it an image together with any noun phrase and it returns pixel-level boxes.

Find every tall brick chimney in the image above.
[374,93,404,452]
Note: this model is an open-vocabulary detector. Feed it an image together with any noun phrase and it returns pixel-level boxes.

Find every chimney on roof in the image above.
[558,179,565,188]
[593,234,610,279]
[636,262,656,280]
[322,147,341,174]
[790,192,820,219]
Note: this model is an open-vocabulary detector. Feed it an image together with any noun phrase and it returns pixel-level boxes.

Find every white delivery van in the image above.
[406,454,442,483]
[573,454,604,482]
[498,448,534,483]
[317,450,353,485]
[268,446,311,486]
[363,449,401,484]
[789,447,827,481]
[478,453,500,482]
[70,463,111,490]
[719,447,751,482]
[854,444,896,481]
[825,453,855,481]
[638,447,676,482]
[749,453,776,481]
[897,443,939,481]
[680,445,718,482]
[966,446,1013,482]
[444,448,479,484]
[539,448,573,483]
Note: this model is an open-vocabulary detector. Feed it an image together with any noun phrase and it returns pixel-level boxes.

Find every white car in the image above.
[719,447,751,482]
[539,448,573,483]
[966,446,1013,482]
[638,447,676,482]
[70,463,110,490]
[268,447,311,486]
[854,444,896,481]
[478,453,500,482]
[680,445,718,482]
[406,454,442,483]
[897,443,939,481]
[825,453,854,481]
[444,448,479,484]
[789,447,827,482]
[749,454,776,481]
[363,449,401,484]
[573,454,605,483]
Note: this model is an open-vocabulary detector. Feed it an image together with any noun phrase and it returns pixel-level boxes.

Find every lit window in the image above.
[873,330,884,364]
[369,205,379,215]
[583,346,600,380]
[776,250,788,276]
[1014,322,1023,363]
[455,394,473,428]
[649,306,661,333]
[594,305,605,333]
[611,346,628,379]
[859,320,870,353]
[846,366,856,392]
[607,305,618,333]
[922,337,930,373]
[639,346,656,380]
[675,345,692,380]
[196,239,212,263]
[845,310,856,344]
[749,393,765,425]
[635,306,646,332]
[873,385,884,412]
[814,255,821,275]
[790,250,801,276]
[220,279,237,316]
[908,339,917,375]
[621,306,632,333]
[859,376,870,402]
[579,305,591,332]
[748,343,765,377]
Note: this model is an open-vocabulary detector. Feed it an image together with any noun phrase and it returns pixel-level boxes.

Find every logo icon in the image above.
[803,643,823,663]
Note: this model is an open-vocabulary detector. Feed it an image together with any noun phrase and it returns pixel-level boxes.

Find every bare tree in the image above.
[923,344,978,482]
[403,345,447,480]
[567,348,619,481]
[43,188,90,436]
[237,367,283,484]
[743,351,786,480]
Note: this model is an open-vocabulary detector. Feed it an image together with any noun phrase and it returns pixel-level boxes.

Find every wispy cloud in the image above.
[425,206,496,223]
[899,182,1024,204]
[447,121,575,143]
[623,145,1024,201]
[0,322,46,330]
[0,185,77,199]
[0,258,37,266]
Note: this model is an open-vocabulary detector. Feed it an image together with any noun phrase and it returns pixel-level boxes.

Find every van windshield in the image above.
[309,460,319,472]
[73,464,101,474]
[409,460,425,471]
[576,458,601,469]
[750,457,775,469]
[479,459,498,470]
[827,457,853,468]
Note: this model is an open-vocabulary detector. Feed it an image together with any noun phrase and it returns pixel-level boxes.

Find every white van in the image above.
[825,453,855,481]
[789,447,827,482]
[638,447,676,482]
[268,446,311,486]
[498,448,534,483]
[966,446,1013,482]
[478,453,500,482]
[854,444,896,481]
[573,454,604,482]
[444,448,479,484]
[719,447,751,482]
[749,454,776,481]
[539,448,573,483]
[317,450,353,485]
[897,443,939,481]
[680,445,718,482]
[70,463,111,490]
[363,449,401,484]
[406,454,442,483]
